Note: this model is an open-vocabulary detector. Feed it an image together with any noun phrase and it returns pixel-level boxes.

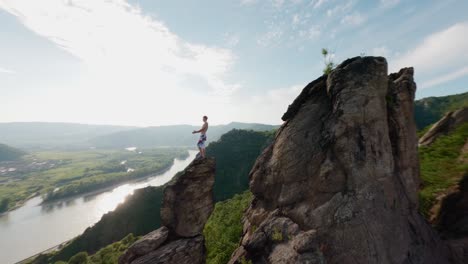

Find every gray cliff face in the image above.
[229,57,452,264]
[119,158,215,264]
[161,157,216,237]
[419,107,468,146]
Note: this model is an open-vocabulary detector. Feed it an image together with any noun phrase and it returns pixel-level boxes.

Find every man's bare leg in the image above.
[201,148,206,158]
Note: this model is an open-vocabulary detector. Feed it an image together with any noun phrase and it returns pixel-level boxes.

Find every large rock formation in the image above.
[229,57,452,264]
[119,158,215,264]
[419,107,468,146]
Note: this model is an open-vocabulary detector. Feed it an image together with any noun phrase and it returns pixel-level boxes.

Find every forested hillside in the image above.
[415,91,468,129]
[0,143,25,162]
[206,129,274,201]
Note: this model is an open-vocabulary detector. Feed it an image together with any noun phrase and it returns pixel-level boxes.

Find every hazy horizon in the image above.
[1,0,468,126]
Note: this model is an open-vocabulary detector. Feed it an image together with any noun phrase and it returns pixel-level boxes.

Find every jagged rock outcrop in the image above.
[119,158,215,264]
[419,107,468,146]
[436,173,468,263]
[229,57,452,264]
[161,157,216,237]
[436,174,468,239]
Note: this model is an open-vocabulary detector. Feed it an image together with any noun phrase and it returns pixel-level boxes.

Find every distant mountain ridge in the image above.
[0,122,136,149]
[0,122,278,149]
[415,91,468,130]
[88,122,278,148]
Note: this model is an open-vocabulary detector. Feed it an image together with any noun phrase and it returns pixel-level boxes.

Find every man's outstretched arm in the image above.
[192,123,207,134]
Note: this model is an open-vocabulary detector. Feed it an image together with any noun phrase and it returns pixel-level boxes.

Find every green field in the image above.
[0,148,188,213]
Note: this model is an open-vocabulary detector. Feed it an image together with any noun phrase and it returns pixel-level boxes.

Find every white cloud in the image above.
[313,0,329,9]
[0,67,15,74]
[341,12,366,26]
[380,0,400,8]
[391,22,468,88]
[238,84,303,124]
[0,0,240,125]
[420,66,468,89]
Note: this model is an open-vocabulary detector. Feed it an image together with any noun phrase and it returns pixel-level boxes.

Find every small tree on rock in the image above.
[322,48,335,75]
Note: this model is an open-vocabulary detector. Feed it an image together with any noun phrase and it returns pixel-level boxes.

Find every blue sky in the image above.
[1,0,468,126]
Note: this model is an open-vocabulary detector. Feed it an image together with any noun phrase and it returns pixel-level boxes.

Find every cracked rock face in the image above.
[161,157,216,237]
[229,57,451,264]
[119,158,215,264]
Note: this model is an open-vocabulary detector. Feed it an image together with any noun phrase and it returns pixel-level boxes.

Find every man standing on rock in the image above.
[192,116,209,159]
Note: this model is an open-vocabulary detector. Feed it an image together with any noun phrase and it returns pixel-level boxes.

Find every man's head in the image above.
[203,116,208,122]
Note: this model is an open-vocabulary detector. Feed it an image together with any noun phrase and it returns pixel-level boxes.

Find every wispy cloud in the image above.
[393,22,468,72]
[239,84,303,124]
[257,28,283,47]
[223,33,241,48]
[0,67,15,74]
[341,12,366,26]
[380,0,400,8]
[421,66,468,89]
[326,1,355,17]
[313,0,329,9]
[392,21,468,88]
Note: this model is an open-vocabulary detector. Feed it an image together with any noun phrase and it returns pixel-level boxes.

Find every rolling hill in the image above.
[0,143,26,162]
[88,122,278,148]
[0,122,136,149]
[415,91,468,130]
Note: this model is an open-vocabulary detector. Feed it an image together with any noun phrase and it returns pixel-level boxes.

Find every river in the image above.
[0,150,198,264]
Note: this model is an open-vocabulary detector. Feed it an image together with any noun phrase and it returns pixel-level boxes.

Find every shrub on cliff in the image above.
[204,191,253,264]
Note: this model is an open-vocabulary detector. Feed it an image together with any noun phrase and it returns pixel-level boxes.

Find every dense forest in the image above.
[206,129,274,201]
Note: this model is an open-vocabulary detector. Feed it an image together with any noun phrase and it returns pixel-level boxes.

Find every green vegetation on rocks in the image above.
[63,234,139,264]
[419,122,468,216]
[204,191,253,264]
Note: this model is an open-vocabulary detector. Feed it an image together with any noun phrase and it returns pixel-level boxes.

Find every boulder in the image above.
[118,227,169,264]
[131,235,205,264]
[161,157,216,237]
[229,57,452,264]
